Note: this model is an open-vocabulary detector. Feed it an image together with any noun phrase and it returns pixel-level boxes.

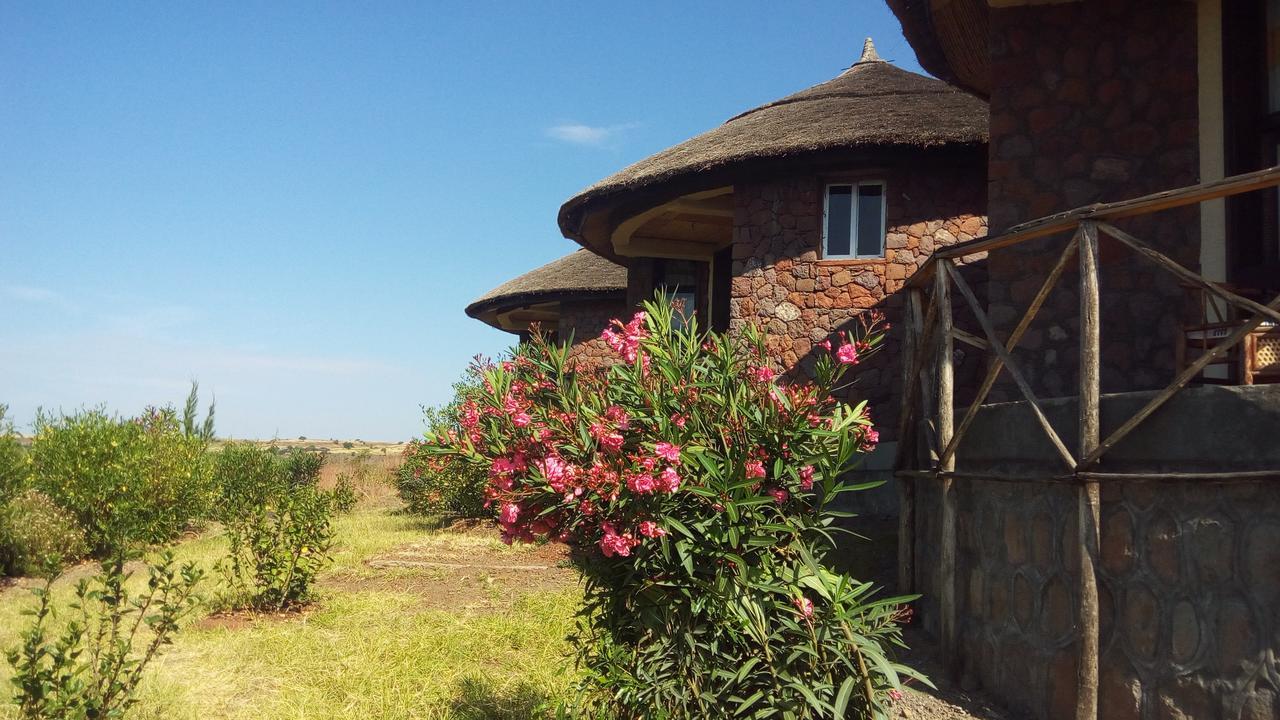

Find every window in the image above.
[823,182,886,259]
[656,259,700,330]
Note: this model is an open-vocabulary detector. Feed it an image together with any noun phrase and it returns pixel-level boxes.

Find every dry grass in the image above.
[0,503,582,720]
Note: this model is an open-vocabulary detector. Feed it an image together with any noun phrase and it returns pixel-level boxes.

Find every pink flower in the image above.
[864,428,880,449]
[750,365,776,383]
[657,467,681,493]
[835,343,859,365]
[799,465,815,491]
[745,460,766,479]
[512,412,532,427]
[670,413,687,429]
[889,690,903,703]
[598,523,639,558]
[638,520,667,538]
[498,502,520,526]
[818,339,832,351]
[536,455,576,492]
[602,312,649,363]
[769,487,789,504]
[793,596,814,619]
[655,442,681,463]
[626,473,656,494]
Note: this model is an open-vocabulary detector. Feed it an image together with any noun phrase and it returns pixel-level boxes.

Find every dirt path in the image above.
[891,628,1021,719]
[322,519,576,613]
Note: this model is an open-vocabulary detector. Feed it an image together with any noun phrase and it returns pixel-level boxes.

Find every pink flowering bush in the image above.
[428,299,922,719]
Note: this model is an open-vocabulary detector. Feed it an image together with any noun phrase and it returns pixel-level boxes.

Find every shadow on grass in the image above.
[448,675,555,720]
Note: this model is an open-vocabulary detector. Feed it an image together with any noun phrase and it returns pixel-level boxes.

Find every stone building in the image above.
[888,1,1280,719]
[465,248,627,368]
[557,40,989,461]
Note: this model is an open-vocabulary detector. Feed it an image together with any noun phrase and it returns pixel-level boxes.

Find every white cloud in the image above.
[3,285,79,313]
[545,122,639,147]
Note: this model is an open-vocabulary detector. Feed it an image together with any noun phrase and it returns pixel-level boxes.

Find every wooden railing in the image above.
[892,166,1280,720]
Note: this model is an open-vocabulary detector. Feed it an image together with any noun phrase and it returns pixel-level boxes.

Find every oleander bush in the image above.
[427,298,921,719]
[213,443,334,611]
[7,551,203,719]
[28,404,213,555]
[0,489,88,577]
[397,379,489,518]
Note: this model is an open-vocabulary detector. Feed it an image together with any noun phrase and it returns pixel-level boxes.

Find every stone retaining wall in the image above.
[911,386,1280,720]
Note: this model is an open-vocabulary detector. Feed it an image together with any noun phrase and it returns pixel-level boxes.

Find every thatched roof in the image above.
[465,249,626,323]
[559,39,989,252]
[886,0,989,97]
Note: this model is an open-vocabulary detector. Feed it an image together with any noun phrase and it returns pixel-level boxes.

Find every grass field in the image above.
[0,503,583,720]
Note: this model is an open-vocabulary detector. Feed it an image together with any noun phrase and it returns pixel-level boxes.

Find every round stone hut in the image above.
[558,39,989,452]
[465,248,627,368]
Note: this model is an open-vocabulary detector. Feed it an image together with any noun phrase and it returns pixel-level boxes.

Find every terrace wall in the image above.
[912,386,1280,720]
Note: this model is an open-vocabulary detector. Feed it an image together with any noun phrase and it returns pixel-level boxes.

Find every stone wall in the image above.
[728,158,988,439]
[986,0,1200,400]
[911,386,1280,720]
[560,297,627,371]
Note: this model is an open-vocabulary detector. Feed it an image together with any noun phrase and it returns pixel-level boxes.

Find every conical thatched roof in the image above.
[559,40,988,250]
[465,249,626,322]
[885,0,989,98]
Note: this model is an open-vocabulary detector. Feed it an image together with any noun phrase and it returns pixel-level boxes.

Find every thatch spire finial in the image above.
[857,37,883,64]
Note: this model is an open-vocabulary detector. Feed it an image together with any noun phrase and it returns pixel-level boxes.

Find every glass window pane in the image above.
[1269,0,1280,112]
[825,186,852,257]
[856,184,885,257]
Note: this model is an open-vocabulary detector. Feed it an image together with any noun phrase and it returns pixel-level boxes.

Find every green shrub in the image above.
[0,490,88,577]
[7,551,203,719]
[29,407,212,554]
[213,443,334,611]
[330,474,359,514]
[0,405,29,504]
[397,383,489,518]
[428,299,917,719]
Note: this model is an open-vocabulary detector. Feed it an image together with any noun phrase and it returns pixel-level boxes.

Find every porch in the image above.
[894,167,1280,720]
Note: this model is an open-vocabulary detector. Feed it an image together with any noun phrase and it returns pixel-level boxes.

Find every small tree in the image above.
[7,551,203,719]
[428,298,921,719]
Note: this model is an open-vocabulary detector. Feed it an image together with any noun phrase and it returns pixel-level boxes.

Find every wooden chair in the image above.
[1176,281,1280,385]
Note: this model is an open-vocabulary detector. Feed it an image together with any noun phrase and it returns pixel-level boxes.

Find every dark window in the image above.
[856,184,886,257]
[657,259,699,330]
[712,246,732,333]
[824,182,885,258]
[824,186,853,257]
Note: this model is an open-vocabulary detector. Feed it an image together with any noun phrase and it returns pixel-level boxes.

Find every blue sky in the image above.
[0,1,924,441]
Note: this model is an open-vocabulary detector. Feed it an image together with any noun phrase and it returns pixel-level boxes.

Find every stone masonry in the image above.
[986,0,1200,400]
[561,297,627,371]
[728,161,987,439]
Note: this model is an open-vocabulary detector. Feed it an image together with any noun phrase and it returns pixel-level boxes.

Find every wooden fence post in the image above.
[898,289,923,595]
[1076,222,1102,720]
[934,265,957,676]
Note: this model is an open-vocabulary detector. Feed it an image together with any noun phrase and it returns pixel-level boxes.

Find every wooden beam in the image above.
[893,288,939,469]
[944,262,1078,469]
[1076,222,1102,720]
[934,266,958,677]
[951,327,989,350]
[1096,222,1280,327]
[897,290,921,596]
[938,166,1280,261]
[1078,290,1280,468]
[1078,470,1280,482]
[938,233,1081,468]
